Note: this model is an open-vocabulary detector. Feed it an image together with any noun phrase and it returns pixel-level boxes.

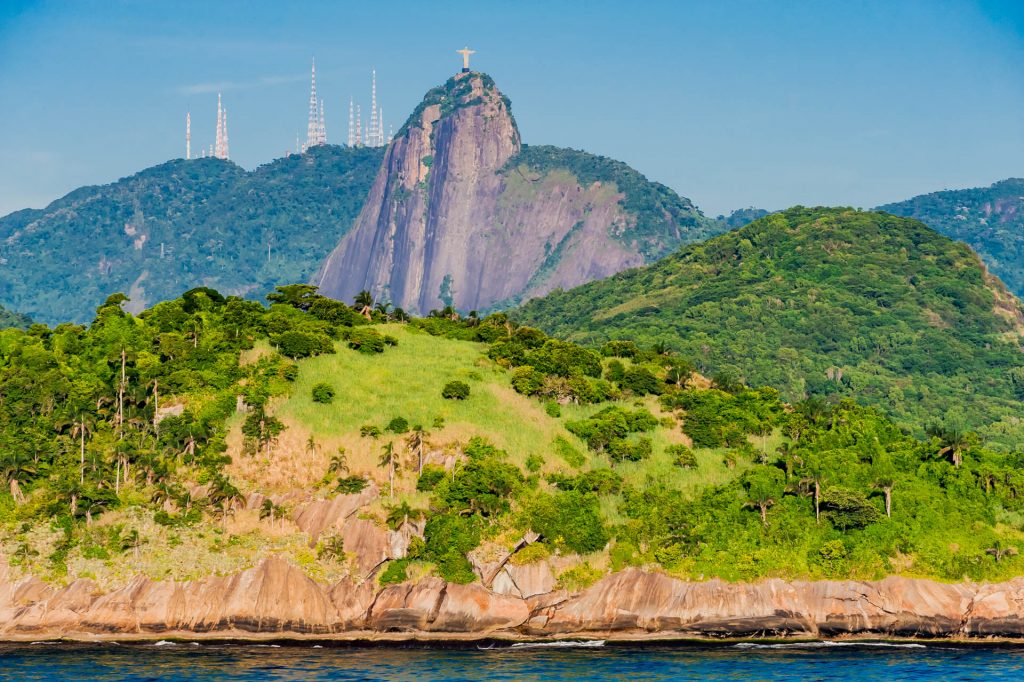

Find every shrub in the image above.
[526,453,544,472]
[386,416,410,434]
[620,366,663,395]
[359,424,381,438]
[666,444,698,468]
[379,559,411,585]
[383,334,399,347]
[274,331,334,359]
[509,542,551,566]
[557,562,603,591]
[821,487,882,530]
[608,436,653,462]
[280,363,300,382]
[442,380,470,400]
[346,327,385,353]
[316,533,345,560]
[605,359,625,383]
[544,401,561,418]
[311,382,336,404]
[423,513,481,583]
[511,366,544,395]
[601,340,639,358]
[549,469,623,495]
[335,476,368,494]
[525,339,602,378]
[416,464,447,492]
[523,490,608,553]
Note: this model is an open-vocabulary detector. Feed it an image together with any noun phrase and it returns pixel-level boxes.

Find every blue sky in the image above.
[0,0,1022,217]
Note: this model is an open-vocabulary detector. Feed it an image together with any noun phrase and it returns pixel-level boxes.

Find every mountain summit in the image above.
[317,72,717,314]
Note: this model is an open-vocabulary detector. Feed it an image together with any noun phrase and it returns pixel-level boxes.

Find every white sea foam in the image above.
[510,640,606,649]
[153,640,177,647]
[734,641,926,650]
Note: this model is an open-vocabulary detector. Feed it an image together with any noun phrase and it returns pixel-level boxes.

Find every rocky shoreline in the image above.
[3,557,1024,641]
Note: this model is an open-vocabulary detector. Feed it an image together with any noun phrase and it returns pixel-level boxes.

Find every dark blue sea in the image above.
[1,640,1022,680]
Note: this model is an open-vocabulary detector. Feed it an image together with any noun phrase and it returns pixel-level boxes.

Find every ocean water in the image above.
[0,640,1022,681]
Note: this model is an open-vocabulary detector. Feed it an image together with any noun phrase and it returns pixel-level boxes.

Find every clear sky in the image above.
[0,0,1022,218]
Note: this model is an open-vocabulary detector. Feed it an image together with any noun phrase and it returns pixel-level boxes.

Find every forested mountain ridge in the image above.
[515,207,1024,449]
[0,304,30,330]
[317,72,718,314]
[878,178,1024,298]
[0,145,383,325]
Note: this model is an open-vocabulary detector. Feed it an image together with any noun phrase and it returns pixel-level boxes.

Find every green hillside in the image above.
[0,145,383,325]
[2,285,1024,589]
[878,178,1024,298]
[0,304,30,330]
[515,207,1024,449]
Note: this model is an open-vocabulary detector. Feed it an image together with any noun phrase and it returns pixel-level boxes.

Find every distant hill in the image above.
[715,207,770,229]
[0,145,383,324]
[317,72,721,314]
[516,207,1024,448]
[0,303,30,329]
[878,178,1024,298]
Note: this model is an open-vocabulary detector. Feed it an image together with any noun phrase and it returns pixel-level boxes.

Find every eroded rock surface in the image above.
[4,556,1024,640]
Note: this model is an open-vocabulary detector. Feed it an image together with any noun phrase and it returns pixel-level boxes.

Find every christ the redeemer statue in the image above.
[457,46,475,73]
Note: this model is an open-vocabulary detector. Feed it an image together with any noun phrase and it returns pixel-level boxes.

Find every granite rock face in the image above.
[4,558,1024,640]
[316,72,706,314]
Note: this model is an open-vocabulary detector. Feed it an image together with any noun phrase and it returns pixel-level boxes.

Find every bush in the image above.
[821,487,882,530]
[620,366,663,395]
[556,562,603,591]
[601,340,639,358]
[526,453,544,472]
[336,476,368,494]
[274,330,334,359]
[379,559,411,585]
[359,424,381,438]
[346,327,385,353]
[605,359,625,383]
[667,444,698,468]
[311,382,336,404]
[417,465,447,492]
[386,416,410,433]
[523,490,608,553]
[544,401,561,418]
[442,380,470,400]
[511,366,544,395]
[608,436,653,462]
[423,513,481,583]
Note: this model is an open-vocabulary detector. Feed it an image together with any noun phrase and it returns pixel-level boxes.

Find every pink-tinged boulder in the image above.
[503,561,557,599]
[961,578,1024,636]
[329,578,377,630]
[430,583,529,632]
[291,486,378,544]
[366,577,446,631]
[341,519,391,579]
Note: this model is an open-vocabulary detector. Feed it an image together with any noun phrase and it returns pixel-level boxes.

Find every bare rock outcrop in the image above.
[316,72,706,314]
[4,559,1024,640]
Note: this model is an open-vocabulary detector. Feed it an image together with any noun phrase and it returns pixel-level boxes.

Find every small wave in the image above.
[29,641,57,646]
[734,641,926,650]
[510,640,606,649]
[153,640,177,647]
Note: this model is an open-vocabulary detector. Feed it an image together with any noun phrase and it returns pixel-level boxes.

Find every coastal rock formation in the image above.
[316,72,713,314]
[4,557,1024,640]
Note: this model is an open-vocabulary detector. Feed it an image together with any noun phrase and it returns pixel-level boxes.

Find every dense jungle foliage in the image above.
[0,145,383,325]
[878,177,1024,299]
[515,207,1024,450]
[2,281,1024,587]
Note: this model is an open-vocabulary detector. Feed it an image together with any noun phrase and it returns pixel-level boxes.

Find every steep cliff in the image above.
[316,72,716,314]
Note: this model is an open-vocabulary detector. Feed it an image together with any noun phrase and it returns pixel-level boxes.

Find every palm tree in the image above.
[374,302,392,320]
[379,441,397,499]
[926,424,973,468]
[798,453,826,524]
[327,448,349,476]
[305,435,319,459]
[406,425,428,475]
[665,366,690,389]
[986,541,1018,563]
[354,291,374,320]
[744,492,775,528]
[259,498,285,527]
[870,455,897,518]
[208,474,242,532]
[71,413,95,484]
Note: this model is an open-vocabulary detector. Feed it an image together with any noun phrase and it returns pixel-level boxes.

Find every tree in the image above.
[379,441,397,499]
[442,381,470,400]
[797,451,827,524]
[305,436,319,458]
[743,467,783,527]
[71,413,95,484]
[986,541,1018,563]
[328,448,349,476]
[208,474,241,532]
[869,454,897,518]
[927,424,975,468]
[354,290,374,320]
[406,425,428,475]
